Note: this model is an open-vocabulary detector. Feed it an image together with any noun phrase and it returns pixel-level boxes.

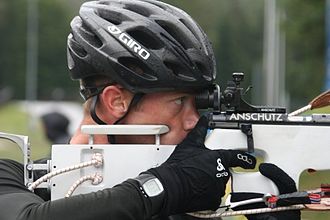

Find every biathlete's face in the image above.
[117,91,200,145]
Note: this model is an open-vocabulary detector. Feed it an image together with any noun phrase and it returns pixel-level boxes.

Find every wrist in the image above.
[147,166,188,215]
[135,173,165,217]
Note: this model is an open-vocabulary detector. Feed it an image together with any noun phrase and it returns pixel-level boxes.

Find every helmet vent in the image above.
[118,57,157,81]
[89,35,103,49]
[147,1,168,11]
[97,1,111,5]
[124,4,152,17]
[99,10,123,25]
[127,29,163,50]
[179,18,199,41]
[155,20,190,50]
[69,38,88,58]
[195,62,206,75]
[164,62,178,76]
[80,25,103,49]
[164,61,195,82]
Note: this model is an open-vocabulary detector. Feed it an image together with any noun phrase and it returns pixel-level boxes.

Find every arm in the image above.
[0,159,150,220]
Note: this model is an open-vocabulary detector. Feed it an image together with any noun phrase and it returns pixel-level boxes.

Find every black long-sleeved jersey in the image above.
[0,159,204,220]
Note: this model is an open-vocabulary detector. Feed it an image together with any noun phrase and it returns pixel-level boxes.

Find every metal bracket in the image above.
[0,132,32,187]
[0,132,51,189]
[240,124,254,153]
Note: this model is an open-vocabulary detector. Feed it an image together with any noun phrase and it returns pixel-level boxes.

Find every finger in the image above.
[259,163,297,194]
[181,116,208,147]
[219,150,256,169]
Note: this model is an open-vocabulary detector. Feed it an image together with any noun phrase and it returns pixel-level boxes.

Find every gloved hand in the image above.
[146,116,256,216]
[230,163,301,220]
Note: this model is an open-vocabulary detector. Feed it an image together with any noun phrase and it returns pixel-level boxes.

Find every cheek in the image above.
[160,119,188,145]
[122,102,158,123]
[137,104,177,124]
[121,98,193,144]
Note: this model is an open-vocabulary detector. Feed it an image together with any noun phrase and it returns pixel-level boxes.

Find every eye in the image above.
[174,97,184,105]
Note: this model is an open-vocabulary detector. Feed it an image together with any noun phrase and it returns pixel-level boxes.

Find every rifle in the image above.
[196,73,330,196]
[1,73,329,216]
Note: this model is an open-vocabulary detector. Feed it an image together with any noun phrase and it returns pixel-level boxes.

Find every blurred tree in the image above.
[0,0,27,99]
[280,0,325,109]
[214,0,265,104]
[0,0,78,101]
[38,0,77,100]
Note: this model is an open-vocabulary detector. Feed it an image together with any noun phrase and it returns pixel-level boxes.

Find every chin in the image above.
[115,134,185,145]
[116,135,160,145]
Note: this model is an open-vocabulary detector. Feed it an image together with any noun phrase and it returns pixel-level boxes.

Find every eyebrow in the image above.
[168,93,193,100]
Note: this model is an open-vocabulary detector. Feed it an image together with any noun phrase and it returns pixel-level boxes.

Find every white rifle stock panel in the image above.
[51,144,174,200]
[205,124,330,195]
[50,124,330,200]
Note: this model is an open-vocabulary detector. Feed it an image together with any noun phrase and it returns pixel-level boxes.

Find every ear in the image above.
[99,85,133,120]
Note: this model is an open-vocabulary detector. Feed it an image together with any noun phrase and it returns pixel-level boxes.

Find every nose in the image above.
[182,104,200,131]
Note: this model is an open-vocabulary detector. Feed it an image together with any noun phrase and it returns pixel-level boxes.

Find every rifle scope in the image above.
[195,72,244,112]
[195,84,221,111]
[195,72,286,114]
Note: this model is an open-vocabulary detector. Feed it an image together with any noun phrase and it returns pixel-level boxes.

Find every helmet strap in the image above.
[89,93,145,144]
[90,95,107,125]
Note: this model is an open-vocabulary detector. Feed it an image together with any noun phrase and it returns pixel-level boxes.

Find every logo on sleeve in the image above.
[216,158,228,178]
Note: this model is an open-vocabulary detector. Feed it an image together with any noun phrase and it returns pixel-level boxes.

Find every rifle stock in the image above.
[205,114,330,195]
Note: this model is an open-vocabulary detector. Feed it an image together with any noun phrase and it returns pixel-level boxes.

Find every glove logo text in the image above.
[216,158,228,178]
[237,154,253,164]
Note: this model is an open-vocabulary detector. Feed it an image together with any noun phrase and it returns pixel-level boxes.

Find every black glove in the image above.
[230,163,301,220]
[146,116,256,216]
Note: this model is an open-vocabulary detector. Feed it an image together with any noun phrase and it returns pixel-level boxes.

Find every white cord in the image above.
[224,194,269,209]
[188,205,305,218]
[28,153,103,191]
[65,173,103,197]
[288,104,311,116]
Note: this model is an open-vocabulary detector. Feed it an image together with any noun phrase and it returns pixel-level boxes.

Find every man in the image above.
[0,0,300,219]
[41,112,71,145]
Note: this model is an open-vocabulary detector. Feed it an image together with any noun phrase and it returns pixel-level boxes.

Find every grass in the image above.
[0,101,329,219]
[0,102,51,161]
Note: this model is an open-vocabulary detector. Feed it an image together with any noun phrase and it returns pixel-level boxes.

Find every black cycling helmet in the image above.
[67,0,216,98]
